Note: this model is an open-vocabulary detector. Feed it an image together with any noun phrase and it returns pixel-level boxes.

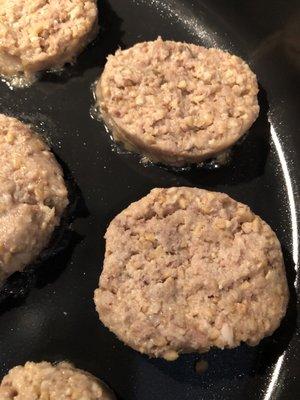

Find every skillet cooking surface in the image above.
[0,1,299,399]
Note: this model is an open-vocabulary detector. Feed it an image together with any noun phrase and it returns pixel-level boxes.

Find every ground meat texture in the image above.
[0,361,115,400]
[0,114,68,282]
[0,0,98,85]
[96,37,259,166]
[94,187,289,360]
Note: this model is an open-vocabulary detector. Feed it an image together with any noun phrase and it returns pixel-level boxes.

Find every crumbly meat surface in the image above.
[97,38,259,166]
[0,361,114,400]
[94,187,288,360]
[0,0,98,82]
[0,114,68,281]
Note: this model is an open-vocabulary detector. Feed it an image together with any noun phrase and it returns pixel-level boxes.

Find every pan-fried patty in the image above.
[96,38,259,166]
[0,0,98,86]
[0,114,68,282]
[0,361,115,400]
[94,187,288,360]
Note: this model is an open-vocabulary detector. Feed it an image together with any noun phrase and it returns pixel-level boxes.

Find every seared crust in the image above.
[95,187,288,360]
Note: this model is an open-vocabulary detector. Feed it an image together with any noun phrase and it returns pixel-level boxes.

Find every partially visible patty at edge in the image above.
[0,361,115,400]
[0,114,68,282]
[0,0,98,82]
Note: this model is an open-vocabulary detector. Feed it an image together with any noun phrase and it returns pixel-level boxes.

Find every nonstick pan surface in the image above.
[0,1,299,399]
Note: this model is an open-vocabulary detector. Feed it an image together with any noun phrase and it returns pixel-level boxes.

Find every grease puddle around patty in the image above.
[90,82,234,171]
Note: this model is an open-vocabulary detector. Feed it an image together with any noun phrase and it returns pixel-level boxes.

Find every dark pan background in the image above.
[0,1,299,399]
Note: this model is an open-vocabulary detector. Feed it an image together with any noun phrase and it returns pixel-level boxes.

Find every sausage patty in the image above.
[96,38,259,166]
[0,114,68,282]
[94,187,288,360]
[0,0,98,86]
[0,361,115,400]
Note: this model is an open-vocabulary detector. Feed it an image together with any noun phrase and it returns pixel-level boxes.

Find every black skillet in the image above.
[0,1,299,399]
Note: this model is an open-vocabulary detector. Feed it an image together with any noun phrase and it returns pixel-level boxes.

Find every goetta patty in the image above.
[0,361,115,400]
[94,187,288,360]
[96,38,259,166]
[0,114,68,282]
[0,0,98,85]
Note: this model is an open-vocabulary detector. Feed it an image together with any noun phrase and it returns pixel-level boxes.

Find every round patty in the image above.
[0,0,98,85]
[94,187,288,360]
[0,114,68,282]
[96,37,259,166]
[0,361,115,400]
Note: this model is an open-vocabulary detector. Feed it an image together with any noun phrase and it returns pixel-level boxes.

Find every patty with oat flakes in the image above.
[94,187,288,360]
[0,361,115,400]
[0,0,98,86]
[96,37,259,166]
[0,114,68,282]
